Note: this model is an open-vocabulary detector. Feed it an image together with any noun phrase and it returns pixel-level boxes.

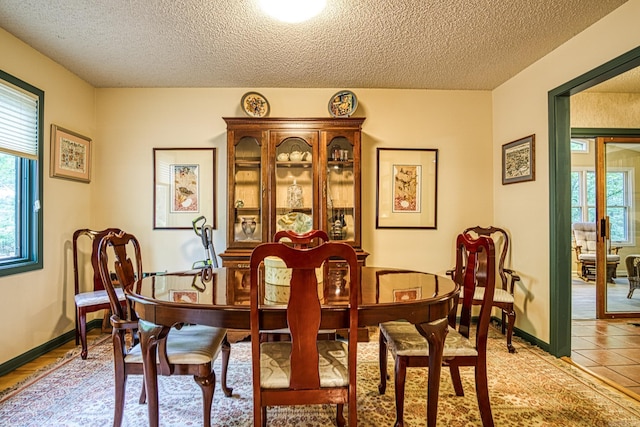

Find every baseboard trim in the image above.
[490,316,550,353]
[0,319,102,377]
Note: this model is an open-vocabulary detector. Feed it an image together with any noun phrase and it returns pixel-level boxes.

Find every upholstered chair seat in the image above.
[74,288,125,308]
[260,340,349,389]
[379,321,477,358]
[124,324,227,365]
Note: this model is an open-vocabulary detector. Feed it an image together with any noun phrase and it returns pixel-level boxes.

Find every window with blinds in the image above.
[0,69,43,276]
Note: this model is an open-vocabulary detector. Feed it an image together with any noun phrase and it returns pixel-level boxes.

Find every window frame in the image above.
[571,166,635,246]
[0,70,44,276]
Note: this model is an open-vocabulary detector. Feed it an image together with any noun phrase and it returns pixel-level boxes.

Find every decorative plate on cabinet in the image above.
[241,92,270,117]
[328,90,357,118]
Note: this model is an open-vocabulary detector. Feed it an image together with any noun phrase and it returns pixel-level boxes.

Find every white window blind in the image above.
[0,81,39,160]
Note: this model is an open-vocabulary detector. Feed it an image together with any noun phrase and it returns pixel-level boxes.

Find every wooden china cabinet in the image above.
[219,117,368,305]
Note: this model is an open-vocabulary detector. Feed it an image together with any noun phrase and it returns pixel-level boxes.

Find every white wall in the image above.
[0,28,95,362]
[492,0,640,343]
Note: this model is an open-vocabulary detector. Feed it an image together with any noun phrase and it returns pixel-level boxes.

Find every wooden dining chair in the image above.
[250,240,359,427]
[72,227,125,359]
[263,229,333,342]
[97,230,232,427]
[378,232,496,427]
[273,229,329,247]
[462,226,521,353]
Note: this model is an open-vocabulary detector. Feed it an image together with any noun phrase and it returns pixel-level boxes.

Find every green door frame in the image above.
[548,45,640,357]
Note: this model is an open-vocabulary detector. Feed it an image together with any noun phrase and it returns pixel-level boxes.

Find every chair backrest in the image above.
[463,226,509,292]
[97,230,143,320]
[572,222,597,255]
[273,229,329,248]
[73,228,122,294]
[451,233,496,351]
[249,240,359,390]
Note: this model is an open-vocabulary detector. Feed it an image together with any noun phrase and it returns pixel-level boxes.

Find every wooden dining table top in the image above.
[127,266,459,330]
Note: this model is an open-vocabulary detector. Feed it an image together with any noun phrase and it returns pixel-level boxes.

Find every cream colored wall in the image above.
[572,92,640,128]
[93,89,493,274]
[0,28,95,363]
[492,0,640,343]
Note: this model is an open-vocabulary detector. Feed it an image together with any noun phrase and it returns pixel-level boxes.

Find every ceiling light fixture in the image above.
[259,0,327,23]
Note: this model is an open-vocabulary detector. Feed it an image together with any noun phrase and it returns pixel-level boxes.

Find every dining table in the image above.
[127,265,459,427]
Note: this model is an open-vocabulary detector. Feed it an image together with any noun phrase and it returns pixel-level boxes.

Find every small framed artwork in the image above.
[153,148,216,229]
[502,134,535,185]
[50,124,92,183]
[376,148,438,229]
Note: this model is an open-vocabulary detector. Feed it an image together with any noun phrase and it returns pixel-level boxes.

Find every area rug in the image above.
[1,328,640,426]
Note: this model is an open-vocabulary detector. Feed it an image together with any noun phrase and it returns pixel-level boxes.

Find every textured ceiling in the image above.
[0,0,630,90]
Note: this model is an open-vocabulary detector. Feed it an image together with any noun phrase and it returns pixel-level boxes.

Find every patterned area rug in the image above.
[1,327,640,426]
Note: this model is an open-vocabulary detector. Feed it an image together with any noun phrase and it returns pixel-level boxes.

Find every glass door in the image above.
[271,132,318,240]
[596,136,640,318]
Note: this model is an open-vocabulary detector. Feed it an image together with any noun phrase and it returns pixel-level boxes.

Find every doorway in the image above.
[570,133,640,320]
[549,45,640,358]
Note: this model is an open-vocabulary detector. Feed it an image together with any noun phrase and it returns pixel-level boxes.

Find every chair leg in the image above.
[393,355,407,427]
[378,330,388,394]
[194,371,216,427]
[336,403,345,427]
[78,308,88,360]
[220,335,233,397]
[112,359,126,427]
[475,360,494,427]
[449,364,464,396]
[504,308,517,353]
[261,406,267,427]
[138,378,146,404]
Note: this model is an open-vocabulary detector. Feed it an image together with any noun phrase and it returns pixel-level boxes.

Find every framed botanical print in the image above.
[153,148,216,229]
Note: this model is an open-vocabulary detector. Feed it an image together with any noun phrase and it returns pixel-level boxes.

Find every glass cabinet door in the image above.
[272,132,318,239]
[326,134,356,243]
[232,135,263,245]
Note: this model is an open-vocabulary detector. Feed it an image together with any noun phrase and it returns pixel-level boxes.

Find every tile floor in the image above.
[571,318,640,397]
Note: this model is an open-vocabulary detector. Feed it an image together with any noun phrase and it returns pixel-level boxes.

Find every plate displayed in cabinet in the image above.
[328,90,357,118]
[241,92,270,118]
[277,212,313,234]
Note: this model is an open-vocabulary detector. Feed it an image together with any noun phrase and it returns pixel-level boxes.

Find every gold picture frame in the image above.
[50,124,92,183]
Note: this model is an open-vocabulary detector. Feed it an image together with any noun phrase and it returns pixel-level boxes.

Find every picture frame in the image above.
[376,148,438,229]
[153,148,216,229]
[502,134,535,184]
[50,124,92,183]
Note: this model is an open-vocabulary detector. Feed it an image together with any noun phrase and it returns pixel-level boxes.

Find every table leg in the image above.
[138,319,163,427]
[416,317,449,427]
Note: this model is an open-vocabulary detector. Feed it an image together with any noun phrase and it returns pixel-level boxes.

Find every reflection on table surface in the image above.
[132,266,456,308]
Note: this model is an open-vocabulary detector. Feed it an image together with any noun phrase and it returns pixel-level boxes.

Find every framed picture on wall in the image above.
[502,134,535,184]
[375,148,438,229]
[153,148,216,229]
[50,124,92,183]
